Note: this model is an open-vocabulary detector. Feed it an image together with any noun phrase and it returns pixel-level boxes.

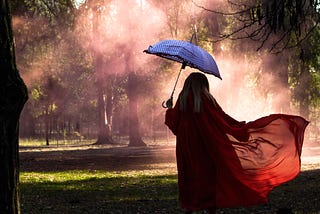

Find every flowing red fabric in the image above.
[165,93,309,210]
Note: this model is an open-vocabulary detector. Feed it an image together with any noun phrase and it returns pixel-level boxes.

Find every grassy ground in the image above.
[19,138,96,147]
[19,169,320,214]
[19,140,320,214]
[20,170,180,213]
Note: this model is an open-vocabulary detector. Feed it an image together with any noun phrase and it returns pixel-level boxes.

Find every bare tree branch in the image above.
[193,0,320,53]
[191,0,257,16]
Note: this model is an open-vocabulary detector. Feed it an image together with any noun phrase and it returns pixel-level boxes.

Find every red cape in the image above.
[165,94,309,210]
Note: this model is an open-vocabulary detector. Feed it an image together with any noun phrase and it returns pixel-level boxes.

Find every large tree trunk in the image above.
[127,73,146,147]
[94,55,113,145]
[0,1,28,213]
[91,5,113,145]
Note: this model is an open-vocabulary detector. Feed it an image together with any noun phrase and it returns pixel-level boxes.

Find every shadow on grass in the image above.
[20,169,320,213]
[20,173,182,214]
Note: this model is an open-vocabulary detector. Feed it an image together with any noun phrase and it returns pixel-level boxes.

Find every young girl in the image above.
[165,72,309,213]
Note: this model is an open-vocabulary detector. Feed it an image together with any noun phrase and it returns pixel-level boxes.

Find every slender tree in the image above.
[91,2,114,144]
[94,54,114,144]
[0,0,28,213]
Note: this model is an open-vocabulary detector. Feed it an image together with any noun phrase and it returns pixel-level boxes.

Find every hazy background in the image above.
[12,0,318,150]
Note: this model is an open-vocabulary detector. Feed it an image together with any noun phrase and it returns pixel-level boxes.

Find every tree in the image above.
[194,0,320,53]
[13,0,97,143]
[194,0,320,122]
[89,1,114,145]
[0,0,28,213]
[94,54,114,145]
[289,27,320,118]
[126,72,147,147]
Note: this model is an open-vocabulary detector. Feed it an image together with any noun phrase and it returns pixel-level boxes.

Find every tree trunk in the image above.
[45,109,50,145]
[91,7,113,145]
[95,87,113,144]
[127,73,146,147]
[94,55,113,145]
[105,88,113,133]
[0,1,28,213]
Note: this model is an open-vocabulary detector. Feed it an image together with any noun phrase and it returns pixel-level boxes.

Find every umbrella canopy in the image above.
[144,39,221,79]
[144,39,221,108]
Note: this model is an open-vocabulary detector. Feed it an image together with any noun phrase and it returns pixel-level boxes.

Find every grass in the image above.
[19,138,47,147]
[20,170,180,214]
[20,169,320,213]
[19,138,96,147]
[19,139,320,213]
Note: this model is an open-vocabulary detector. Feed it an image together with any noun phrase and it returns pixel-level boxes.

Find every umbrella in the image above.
[144,39,221,108]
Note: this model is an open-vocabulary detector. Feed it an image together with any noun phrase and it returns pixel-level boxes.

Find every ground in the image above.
[19,141,320,213]
[20,143,178,173]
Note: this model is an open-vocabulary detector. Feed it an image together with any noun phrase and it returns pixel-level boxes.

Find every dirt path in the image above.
[20,144,178,173]
[20,143,320,172]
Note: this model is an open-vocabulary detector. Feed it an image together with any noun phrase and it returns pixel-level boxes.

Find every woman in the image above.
[165,72,309,213]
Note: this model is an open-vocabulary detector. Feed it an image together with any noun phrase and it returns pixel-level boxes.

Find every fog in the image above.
[13,0,315,151]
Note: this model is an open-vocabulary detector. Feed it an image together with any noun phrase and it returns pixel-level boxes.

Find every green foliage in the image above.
[30,87,42,100]
[16,0,75,25]
[288,24,320,118]
[309,70,320,107]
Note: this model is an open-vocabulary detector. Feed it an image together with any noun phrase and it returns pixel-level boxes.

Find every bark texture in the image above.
[0,1,28,213]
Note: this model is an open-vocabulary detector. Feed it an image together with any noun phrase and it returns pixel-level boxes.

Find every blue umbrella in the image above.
[144,39,221,107]
[144,39,221,78]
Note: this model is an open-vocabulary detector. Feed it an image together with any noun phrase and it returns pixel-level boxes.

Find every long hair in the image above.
[179,72,216,113]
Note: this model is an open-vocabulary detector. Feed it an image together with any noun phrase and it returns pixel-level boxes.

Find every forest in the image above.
[1,0,320,213]
[11,0,320,146]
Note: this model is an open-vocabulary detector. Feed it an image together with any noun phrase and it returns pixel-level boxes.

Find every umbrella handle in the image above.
[162,63,185,108]
[162,100,168,108]
[162,96,173,108]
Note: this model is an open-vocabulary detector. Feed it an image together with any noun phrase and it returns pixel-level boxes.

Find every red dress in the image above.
[165,93,309,210]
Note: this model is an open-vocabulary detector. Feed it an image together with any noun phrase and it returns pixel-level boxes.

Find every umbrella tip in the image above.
[143,45,153,53]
